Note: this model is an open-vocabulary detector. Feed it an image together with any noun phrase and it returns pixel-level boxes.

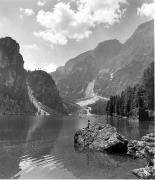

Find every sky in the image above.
[0,0,154,72]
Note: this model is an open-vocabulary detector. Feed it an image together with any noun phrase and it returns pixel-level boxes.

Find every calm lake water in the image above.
[0,110,154,179]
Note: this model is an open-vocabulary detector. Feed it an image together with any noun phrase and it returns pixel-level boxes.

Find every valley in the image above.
[0,18,154,179]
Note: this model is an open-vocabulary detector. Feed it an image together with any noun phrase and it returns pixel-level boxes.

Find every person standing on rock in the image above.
[87,120,90,129]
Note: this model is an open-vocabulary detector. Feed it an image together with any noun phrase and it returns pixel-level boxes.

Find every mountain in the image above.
[0,37,68,115]
[52,20,154,100]
[106,61,154,120]
[0,37,36,114]
[111,20,154,72]
[27,70,66,114]
[94,20,154,97]
[52,39,122,100]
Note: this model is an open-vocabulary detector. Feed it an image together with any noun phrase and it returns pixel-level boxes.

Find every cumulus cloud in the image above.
[19,8,35,19]
[34,0,127,46]
[137,0,155,18]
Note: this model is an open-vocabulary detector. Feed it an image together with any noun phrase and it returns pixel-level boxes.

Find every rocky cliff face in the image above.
[112,20,154,72]
[0,37,67,115]
[52,20,154,100]
[27,70,66,114]
[94,20,154,96]
[0,37,36,114]
[52,39,122,100]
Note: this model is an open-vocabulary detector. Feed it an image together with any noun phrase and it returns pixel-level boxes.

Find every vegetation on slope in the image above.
[0,37,36,114]
[27,70,66,114]
[88,100,107,115]
[106,62,154,120]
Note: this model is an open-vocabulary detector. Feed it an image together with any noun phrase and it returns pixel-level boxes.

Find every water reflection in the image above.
[0,113,154,179]
[107,116,154,140]
[0,115,63,179]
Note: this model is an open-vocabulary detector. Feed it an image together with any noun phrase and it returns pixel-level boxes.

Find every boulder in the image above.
[74,123,128,153]
[142,133,155,143]
[130,133,155,179]
[132,166,155,179]
[127,133,155,160]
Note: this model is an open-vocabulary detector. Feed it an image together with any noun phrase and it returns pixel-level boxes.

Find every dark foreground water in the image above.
[0,111,154,179]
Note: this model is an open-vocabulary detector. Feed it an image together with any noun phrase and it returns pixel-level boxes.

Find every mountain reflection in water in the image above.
[0,112,154,179]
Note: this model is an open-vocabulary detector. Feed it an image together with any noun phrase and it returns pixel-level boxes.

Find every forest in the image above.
[106,62,154,120]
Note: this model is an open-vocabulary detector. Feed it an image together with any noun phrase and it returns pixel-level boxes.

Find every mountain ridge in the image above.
[52,20,154,100]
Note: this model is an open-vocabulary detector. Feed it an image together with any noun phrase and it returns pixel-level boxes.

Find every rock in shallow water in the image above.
[130,133,155,179]
[74,123,128,153]
[127,133,155,160]
[132,166,155,179]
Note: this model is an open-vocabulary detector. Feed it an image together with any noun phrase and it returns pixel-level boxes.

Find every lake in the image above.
[0,110,154,179]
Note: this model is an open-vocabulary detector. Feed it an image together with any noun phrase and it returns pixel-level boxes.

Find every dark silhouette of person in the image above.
[87,120,90,129]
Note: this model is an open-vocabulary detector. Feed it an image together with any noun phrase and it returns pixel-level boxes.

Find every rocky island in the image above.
[74,123,128,153]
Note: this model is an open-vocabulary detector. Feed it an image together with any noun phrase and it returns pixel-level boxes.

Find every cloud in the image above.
[24,62,57,73]
[37,1,46,7]
[19,8,35,19]
[21,44,40,72]
[24,62,38,71]
[21,44,39,50]
[137,0,155,18]
[42,63,58,73]
[34,0,127,46]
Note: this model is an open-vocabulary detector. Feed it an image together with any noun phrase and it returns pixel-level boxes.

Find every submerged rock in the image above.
[127,133,155,160]
[132,166,155,179]
[74,123,128,153]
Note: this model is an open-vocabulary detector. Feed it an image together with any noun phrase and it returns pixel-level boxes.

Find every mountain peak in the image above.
[95,39,122,53]
[0,36,20,55]
[0,37,23,68]
[137,19,154,31]
[96,39,121,48]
